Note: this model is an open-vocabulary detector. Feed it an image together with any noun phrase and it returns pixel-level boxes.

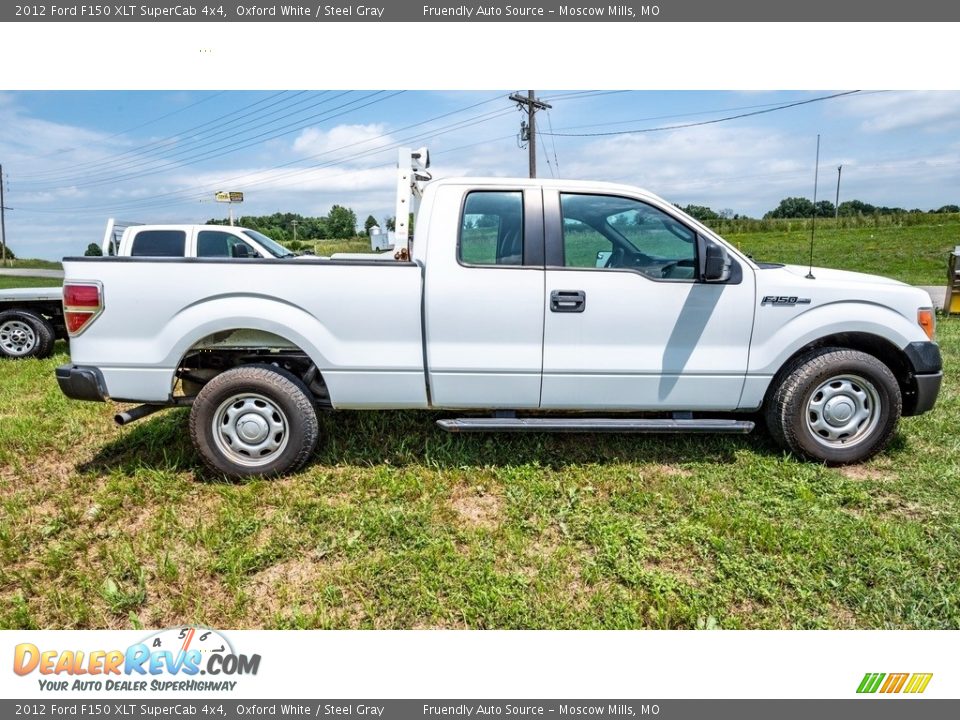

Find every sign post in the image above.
[215,191,244,226]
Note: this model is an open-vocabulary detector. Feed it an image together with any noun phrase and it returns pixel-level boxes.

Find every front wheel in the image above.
[765,348,901,464]
[188,364,319,478]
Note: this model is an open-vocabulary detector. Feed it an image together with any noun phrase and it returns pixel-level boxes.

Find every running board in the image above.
[436,418,755,434]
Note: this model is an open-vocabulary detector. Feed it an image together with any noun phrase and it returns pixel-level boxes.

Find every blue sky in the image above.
[1,89,959,259]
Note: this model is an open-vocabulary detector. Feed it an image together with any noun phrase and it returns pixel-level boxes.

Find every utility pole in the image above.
[291,219,299,243]
[509,91,552,178]
[0,164,7,265]
[834,165,843,220]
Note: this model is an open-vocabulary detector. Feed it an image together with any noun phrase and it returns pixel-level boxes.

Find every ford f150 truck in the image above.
[56,149,942,477]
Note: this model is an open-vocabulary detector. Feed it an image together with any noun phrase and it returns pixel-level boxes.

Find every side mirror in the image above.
[700,237,731,282]
[232,244,251,259]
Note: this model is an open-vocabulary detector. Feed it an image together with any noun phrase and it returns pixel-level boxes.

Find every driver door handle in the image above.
[550,289,586,313]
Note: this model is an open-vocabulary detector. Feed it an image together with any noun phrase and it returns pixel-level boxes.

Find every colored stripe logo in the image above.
[857,672,933,694]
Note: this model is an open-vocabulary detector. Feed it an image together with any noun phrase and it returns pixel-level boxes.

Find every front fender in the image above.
[748,301,925,376]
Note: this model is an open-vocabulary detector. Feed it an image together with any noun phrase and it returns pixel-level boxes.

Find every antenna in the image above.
[806,134,820,280]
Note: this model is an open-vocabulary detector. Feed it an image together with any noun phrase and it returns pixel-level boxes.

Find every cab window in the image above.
[130,230,185,257]
[560,194,697,280]
[197,230,261,258]
[459,191,524,266]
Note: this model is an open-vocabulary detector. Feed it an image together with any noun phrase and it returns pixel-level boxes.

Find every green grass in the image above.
[310,238,373,255]
[0,316,957,630]
[2,259,63,270]
[0,276,64,290]
[718,215,960,286]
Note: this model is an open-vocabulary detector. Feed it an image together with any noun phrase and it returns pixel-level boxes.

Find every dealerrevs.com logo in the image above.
[13,627,260,692]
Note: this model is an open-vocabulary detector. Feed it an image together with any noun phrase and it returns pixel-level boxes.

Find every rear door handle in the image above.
[550,289,586,313]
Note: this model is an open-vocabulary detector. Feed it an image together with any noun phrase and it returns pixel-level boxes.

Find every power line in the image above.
[16,90,295,178]
[13,96,516,216]
[544,110,561,174]
[540,90,863,137]
[22,92,402,192]
[17,91,336,186]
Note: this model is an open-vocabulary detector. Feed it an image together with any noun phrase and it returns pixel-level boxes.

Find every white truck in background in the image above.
[0,221,299,359]
[56,148,942,477]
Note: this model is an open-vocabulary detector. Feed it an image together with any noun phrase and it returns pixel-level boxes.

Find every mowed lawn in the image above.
[0,220,958,630]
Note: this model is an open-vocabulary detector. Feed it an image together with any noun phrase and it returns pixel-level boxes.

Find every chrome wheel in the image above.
[0,319,37,357]
[211,393,289,467]
[805,374,881,448]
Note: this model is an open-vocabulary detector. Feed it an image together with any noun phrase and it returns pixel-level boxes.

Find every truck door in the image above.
[540,190,755,410]
[424,186,545,408]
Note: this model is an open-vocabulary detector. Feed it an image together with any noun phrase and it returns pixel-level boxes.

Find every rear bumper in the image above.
[902,341,943,417]
[56,364,108,402]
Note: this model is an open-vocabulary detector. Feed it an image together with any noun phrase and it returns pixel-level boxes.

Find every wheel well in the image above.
[175,329,330,407]
[765,332,920,413]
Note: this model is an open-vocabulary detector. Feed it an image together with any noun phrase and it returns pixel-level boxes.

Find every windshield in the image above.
[241,229,295,258]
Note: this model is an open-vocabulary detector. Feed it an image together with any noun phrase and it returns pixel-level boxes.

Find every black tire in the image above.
[188,364,319,478]
[765,348,901,465]
[0,309,56,359]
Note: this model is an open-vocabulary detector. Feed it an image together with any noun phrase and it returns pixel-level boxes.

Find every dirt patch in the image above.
[651,464,694,479]
[644,554,702,586]
[840,466,897,482]
[829,602,859,629]
[244,553,345,622]
[450,489,503,530]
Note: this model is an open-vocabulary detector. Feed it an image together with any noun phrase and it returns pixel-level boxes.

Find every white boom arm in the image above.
[393,147,431,260]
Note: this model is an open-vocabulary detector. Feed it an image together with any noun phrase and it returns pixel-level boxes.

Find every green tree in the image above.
[385,216,396,232]
[84,243,103,257]
[765,197,816,219]
[679,204,720,222]
[837,200,876,217]
[814,200,836,218]
[364,215,379,235]
[327,205,358,239]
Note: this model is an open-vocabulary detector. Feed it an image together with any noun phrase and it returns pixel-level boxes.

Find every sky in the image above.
[1,89,959,260]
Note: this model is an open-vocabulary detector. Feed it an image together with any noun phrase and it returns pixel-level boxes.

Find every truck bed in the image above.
[61,256,427,407]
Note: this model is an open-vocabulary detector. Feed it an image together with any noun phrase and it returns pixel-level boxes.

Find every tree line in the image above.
[676,199,959,222]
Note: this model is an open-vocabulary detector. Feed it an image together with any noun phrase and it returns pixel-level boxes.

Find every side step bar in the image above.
[437,417,755,434]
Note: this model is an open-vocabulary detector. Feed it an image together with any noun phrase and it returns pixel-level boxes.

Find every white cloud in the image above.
[839,91,960,133]
[292,123,393,159]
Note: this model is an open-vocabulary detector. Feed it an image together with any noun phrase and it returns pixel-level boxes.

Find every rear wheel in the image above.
[765,348,901,464]
[0,309,55,359]
[188,364,319,478]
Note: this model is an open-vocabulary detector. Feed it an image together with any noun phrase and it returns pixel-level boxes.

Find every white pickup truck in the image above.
[0,222,297,359]
[56,149,942,477]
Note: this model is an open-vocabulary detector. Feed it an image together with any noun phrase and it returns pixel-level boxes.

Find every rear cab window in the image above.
[130,230,186,257]
[459,191,524,266]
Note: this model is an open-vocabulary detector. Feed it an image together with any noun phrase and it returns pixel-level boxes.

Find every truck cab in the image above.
[108,223,296,259]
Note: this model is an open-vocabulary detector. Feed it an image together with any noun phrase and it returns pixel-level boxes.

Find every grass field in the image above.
[0,218,957,630]
[4,259,63,271]
[0,276,64,290]
[719,214,960,286]
[0,318,956,630]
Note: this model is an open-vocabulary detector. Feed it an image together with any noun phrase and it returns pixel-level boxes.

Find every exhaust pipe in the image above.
[114,403,167,426]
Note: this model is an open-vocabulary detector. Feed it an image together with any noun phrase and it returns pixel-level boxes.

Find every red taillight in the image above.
[63,282,103,336]
[64,284,100,308]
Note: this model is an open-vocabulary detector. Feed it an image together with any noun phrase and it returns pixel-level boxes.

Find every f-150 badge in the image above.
[761,296,812,306]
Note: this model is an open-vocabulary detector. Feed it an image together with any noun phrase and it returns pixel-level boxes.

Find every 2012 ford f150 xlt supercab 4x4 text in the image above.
[56,148,942,477]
